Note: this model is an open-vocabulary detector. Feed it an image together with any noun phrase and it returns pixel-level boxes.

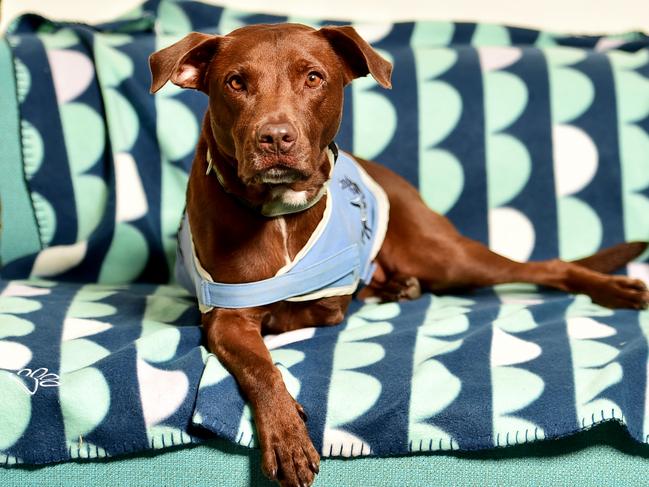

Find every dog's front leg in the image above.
[203,308,320,487]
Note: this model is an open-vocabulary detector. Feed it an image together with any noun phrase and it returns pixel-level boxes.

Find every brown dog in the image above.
[150,24,648,487]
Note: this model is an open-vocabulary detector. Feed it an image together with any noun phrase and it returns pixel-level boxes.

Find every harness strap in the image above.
[199,243,360,308]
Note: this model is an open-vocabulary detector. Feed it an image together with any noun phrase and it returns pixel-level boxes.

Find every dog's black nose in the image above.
[257,122,297,153]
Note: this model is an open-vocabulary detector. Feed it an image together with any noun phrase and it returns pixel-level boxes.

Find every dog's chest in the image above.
[275,217,292,266]
[207,215,314,283]
[177,151,390,310]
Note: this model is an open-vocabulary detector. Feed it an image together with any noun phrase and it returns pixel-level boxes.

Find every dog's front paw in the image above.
[258,400,320,487]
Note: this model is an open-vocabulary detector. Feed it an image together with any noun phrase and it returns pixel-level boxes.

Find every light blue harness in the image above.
[175,150,389,310]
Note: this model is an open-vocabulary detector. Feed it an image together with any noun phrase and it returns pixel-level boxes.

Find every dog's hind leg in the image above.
[413,237,649,310]
[359,157,648,309]
[358,273,422,302]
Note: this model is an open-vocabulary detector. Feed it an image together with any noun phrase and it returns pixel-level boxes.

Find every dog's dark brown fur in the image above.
[150,24,649,487]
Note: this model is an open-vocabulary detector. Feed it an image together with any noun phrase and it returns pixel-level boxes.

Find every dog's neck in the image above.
[185,125,328,284]
[205,144,337,217]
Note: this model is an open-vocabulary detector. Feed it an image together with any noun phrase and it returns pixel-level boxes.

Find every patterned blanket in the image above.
[1,0,649,466]
[1,279,649,464]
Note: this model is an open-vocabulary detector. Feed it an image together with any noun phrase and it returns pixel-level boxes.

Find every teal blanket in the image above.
[1,0,649,467]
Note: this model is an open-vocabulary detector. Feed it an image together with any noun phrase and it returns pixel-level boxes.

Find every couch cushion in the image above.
[4,422,649,487]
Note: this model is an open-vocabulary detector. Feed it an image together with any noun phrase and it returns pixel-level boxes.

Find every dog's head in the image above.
[149,23,391,208]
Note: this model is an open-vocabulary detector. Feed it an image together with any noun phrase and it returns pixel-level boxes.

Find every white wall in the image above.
[1,0,648,35]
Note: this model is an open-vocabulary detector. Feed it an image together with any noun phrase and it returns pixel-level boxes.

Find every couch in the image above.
[1,1,649,485]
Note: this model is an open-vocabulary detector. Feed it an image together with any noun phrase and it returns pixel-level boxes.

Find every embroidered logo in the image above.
[339,176,373,242]
[13,368,61,395]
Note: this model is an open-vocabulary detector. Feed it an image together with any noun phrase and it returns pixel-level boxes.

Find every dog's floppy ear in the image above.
[149,32,223,93]
[318,25,392,89]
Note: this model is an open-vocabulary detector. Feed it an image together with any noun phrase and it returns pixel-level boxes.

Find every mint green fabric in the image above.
[0,38,40,267]
[3,423,648,486]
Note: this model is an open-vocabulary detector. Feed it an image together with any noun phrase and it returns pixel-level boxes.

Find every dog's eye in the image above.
[305,71,324,88]
[227,75,245,91]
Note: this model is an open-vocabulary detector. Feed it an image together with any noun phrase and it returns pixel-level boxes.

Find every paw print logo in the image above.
[14,367,61,395]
